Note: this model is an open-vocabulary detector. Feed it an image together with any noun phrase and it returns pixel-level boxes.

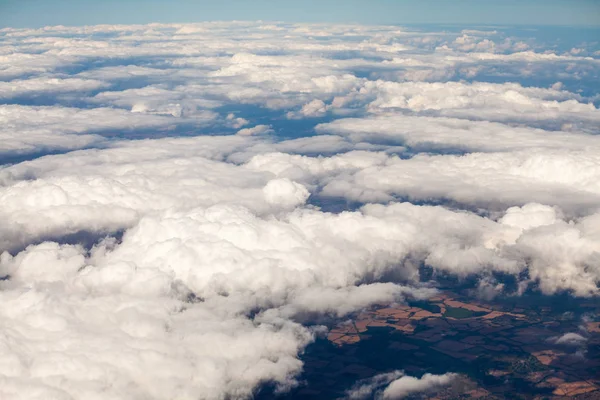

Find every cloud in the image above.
[319,80,599,133]
[0,135,273,251]
[0,77,108,100]
[499,203,561,231]
[94,85,223,118]
[262,178,310,209]
[346,371,404,399]
[317,114,600,152]
[237,124,273,136]
[383,373,457,399]
[0,200,447,399]
[0,240,313,399]
[0,20,598,400]
[246,148,600,215]
[550,332,588,346]
[287,99,329,119]
[0,104,217,157]
[346,371,458,399]
[0,138,598,399]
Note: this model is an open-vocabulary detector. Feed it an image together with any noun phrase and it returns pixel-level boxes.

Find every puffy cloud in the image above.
[287,99,329,119]
[237,124,273,136]
[317,114,600,153]
[346,371,458,399]
[0,77,108,100]
[0,241,313,399]
[320,80,600,133]
[0,136,274,251]
[499,203,561,231]
[504,210,600,296]
[549,332,588,346]
[0,104,217,157]
[262,178,309,209]
[383,373,457,399]
[346,371,404,399]
[246,148,600,215]
[0,200,449,400]
[94,86,223,118]
[0,51,80,79]
[0,20,598,400]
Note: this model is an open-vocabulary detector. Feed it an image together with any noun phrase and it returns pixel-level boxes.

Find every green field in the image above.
[443,307,476,319]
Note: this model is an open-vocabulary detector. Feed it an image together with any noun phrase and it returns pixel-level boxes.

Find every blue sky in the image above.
[1,0,599,28]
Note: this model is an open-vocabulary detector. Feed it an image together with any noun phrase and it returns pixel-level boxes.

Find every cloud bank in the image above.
[0,21,598,399]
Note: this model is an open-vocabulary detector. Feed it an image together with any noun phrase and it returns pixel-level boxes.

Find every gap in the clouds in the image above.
[403,142,474,157]
[419,267,522,296]
[419,266,600,305]
[86,124,217,140]
[307,194,487,215]
[0,145,111,166]
[54,54,218,77]
[309,195,494,219]
[216,104,341,140]
[99,77,179,92]
[4,90,112,108]
[254,267,596,399]
[325,51,391,62]
[307,195,365,214]
[6,229,125,258]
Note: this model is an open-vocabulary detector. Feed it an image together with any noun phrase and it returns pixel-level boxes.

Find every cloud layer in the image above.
[0,21,598,399]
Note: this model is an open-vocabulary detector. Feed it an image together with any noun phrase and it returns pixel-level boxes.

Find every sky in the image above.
[1,0,599,28]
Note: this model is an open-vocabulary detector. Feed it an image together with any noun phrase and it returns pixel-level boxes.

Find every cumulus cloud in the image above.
[0,104,217,157]
[0,77,108,100]
[246,148,600,215]
[346,370,458,399]
[549,332,588,346]
[499,203,561,231]
[0,200,445,400]
[237,124,273,136]
[325,80,599,132]
[287,99,330,119]
[0,20,598,400]
[262,178,310,209]
[383,373,457,399]
[316,113,600,152]
[347,371,404,399]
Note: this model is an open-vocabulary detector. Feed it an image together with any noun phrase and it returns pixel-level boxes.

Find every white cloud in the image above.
[287,99,330,119]
[317,114,600,152]
[237,124,273,136]
[95,85,223,118]
[549,332,588,346]
[0,104,217,156]
[499,203,561,231]
[346,371,404,400]
[0,200,449,399]
[321,81,600,133]
[345,371,458,399]
[383,372,457,399]
[0,20,598,400]
[262,178,310,209]
[0,77,108,99]
[246,148,600,215]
